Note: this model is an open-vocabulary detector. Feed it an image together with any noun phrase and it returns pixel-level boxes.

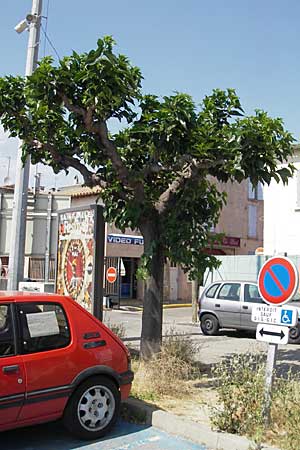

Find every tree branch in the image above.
[59,93,86,118]
[31,140,130,201]
[59,91,146,203]
[155,158,225,214]
[31,140,103,187]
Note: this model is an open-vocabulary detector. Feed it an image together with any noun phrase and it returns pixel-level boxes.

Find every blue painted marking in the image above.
[264,271,282,297]
[1,420,206,450]
[281,309,293,325]
[271,264,290,290]
[263,264,291,297]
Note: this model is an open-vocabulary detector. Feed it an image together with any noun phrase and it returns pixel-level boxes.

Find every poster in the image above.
[56,207,104,316]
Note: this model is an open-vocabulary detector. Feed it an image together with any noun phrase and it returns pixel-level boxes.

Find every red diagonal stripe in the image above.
[268,267,287,295]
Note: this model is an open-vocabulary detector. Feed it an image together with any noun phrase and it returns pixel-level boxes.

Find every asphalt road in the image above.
[103,306,300,374]
[2,420,206,450]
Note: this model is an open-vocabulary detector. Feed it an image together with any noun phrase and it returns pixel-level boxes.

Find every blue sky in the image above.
[0,0,300,186]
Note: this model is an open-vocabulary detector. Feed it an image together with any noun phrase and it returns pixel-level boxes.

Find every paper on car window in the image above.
[26,311,60,338]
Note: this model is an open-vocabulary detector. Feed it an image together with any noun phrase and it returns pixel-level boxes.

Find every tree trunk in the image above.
[191,279,199,323]
[140,222,164,361]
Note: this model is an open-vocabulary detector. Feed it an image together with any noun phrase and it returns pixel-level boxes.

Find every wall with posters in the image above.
[56,206,104,316]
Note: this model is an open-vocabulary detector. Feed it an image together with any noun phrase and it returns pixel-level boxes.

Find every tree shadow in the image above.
[275,346,300,377]
[1,419,150,450]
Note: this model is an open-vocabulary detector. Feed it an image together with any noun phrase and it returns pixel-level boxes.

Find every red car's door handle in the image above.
[3,365,19,374]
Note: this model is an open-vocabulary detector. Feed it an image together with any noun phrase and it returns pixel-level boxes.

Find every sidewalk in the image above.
[122,398,279,450]
[111,298,192,311]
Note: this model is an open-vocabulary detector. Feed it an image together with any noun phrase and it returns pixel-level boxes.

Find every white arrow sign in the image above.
[256,324,289,345]
[251,304,298,327]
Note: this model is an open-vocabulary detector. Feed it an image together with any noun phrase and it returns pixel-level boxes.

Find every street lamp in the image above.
[7,0,43,290]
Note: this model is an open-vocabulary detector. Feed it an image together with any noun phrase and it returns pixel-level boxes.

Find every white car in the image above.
[198,280,300,343]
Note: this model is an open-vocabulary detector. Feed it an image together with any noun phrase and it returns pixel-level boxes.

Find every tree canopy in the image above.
[0,36,295,357]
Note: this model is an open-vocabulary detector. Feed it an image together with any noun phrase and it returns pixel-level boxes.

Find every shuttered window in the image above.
[248,205,257,238]
[248,179,263,200]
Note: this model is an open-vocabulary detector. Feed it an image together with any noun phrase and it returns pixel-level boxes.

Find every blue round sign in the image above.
[258,257,299,306]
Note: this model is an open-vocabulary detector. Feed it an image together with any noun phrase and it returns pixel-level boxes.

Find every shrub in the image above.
[211,353,266,440]
[132,329,200,400]
[211,352,300,450]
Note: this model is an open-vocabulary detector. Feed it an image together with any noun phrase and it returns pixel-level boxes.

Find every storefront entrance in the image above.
[121,258,138,299]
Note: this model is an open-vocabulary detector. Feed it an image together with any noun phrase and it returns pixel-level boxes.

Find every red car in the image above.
[0,292,133,439]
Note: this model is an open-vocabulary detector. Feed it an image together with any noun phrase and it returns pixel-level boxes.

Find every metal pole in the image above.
[7,0,43,290]
[263,342,278,426]
[44,193,52,282]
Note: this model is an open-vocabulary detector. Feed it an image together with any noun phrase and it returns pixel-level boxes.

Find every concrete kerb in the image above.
[122,398,280,450]
[118,303,192,312]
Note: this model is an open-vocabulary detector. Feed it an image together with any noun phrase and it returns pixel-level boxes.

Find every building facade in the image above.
[0,177,264,302]
[264,146,300,255]
[0,186,70,287]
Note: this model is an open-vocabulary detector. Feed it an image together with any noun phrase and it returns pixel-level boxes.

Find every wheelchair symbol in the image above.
[281,309,292,325]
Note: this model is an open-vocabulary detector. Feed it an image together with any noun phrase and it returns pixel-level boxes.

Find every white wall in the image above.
[264,158,300,256]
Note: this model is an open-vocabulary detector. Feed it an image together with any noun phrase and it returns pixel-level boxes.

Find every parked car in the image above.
[0,292,133,439]
[198,281,300,343]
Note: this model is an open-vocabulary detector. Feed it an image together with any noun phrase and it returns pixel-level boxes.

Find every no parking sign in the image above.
[258,257,299,306]
[256,256,299,425]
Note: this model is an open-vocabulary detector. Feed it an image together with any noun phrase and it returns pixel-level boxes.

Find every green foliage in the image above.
[211,353,300,450]
[211,353,266,439]
[0,36,295,280]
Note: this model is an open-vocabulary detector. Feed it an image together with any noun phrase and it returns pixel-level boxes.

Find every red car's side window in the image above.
[17,302,71,354]
[0,304,15,357]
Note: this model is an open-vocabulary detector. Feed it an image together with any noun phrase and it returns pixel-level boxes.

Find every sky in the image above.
[1,0,300,187]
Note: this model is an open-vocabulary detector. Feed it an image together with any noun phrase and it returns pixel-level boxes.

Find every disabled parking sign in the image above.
[252,304,298,326]
[258,257,299,306]
[281,308,293,325]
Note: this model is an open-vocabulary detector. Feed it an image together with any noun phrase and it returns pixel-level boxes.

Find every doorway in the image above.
[121,258,138,299]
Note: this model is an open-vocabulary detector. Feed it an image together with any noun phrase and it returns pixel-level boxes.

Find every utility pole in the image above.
[7,0,43,290]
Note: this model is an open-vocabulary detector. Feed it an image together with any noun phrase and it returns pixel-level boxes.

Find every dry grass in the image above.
[131,329,201,401]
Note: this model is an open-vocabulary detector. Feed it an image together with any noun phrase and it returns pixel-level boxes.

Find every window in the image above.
[0,305,15,357]
[49,259,56,281]
[248,204,257,238]
[217,283,241,301]
[248,180,263,200]
[0,257,9,279]
[244,284,263,304]
[28,258,56,281]
[28,258,45,280]
[206,283,220,298]
[17,303,70,354]
[297,171,300,207]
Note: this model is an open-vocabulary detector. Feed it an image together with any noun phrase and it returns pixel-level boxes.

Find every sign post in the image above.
[263,342,278,424]
[256,256,299,425]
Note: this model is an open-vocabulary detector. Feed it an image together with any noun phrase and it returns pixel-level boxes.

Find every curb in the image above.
[122,398,280,450]
[118,303,192,312]
[163,303,192,309]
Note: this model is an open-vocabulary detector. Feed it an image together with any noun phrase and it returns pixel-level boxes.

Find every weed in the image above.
[104,319,126,340]
[211,353,300,450]
[211,352,265,439]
